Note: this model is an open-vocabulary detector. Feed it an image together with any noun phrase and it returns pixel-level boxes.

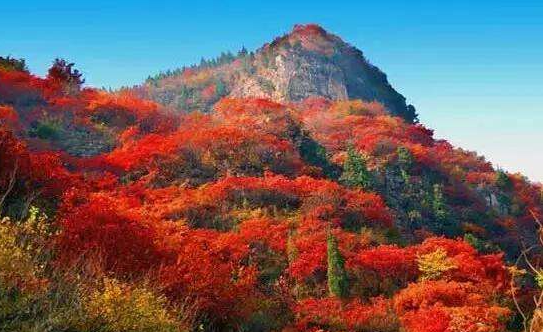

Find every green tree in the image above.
[340,145,373,189]
[0,56,27,72]
[215,79,227,97]
[495,169,513,191]
[432,184,448,221]
[396,146,414,184]
[327,231,348,298]
[47,58,85,94]
[495,170,513,214]
[464,233,498,254]
[297,131,339,178]
[396,146,413,170]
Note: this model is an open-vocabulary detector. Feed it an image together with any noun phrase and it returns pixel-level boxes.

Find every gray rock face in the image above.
[139,24,418,122]
[230,25,417,121]
[283,52,348,102]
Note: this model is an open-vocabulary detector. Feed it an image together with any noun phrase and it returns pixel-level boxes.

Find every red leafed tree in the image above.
[400,306,450,332]
[158,229,259,325]
[293,296,393,331]
[56,195,163,275]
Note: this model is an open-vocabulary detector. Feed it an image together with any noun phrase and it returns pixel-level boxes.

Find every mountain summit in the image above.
[136,24,417,121]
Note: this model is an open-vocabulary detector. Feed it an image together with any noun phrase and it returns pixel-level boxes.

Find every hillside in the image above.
[131,24,417,122]
[0,26,542,332]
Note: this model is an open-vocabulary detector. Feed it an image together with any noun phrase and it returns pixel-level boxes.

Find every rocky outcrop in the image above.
[138,24,418,122]
[231,24,416,122]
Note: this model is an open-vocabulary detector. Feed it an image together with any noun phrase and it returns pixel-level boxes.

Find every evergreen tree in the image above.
[495,170,513,214]
[0,56,27,72]
[396,146,414,183]
[47,58,85,94]
[238,46,248,57]
[215,79,227,97]
[495,169,512,191]
[327,231,348,298]
[432,183,448,221]
[340,145,373,189]
[396,146,413,171]
[298,133,339,178]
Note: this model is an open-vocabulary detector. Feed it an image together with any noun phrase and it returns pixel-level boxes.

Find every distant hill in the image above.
[131,24,417,122]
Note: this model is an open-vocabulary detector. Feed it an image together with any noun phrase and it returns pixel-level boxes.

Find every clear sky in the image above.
[2,0,542,182]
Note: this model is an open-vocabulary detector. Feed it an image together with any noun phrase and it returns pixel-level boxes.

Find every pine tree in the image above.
[215,79,227,97]
[298,133,339,178]
[397,146,414,183]
[340,145,373,189]
[327,231,348,298]
[397,146,413,171]
[0,56,27,72]
[238,46,248,57]
[495,170,513,214]
[432,183,448,221]
[495,169,512,191]
[47,58,85,94]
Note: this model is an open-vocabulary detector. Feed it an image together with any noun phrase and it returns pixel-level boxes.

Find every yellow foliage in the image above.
[329,100,386,117]
[417,248,456,281]
[84,278,185,332]
[0,207,52,292]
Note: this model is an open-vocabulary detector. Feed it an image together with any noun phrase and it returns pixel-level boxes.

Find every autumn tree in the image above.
[417,248,456,281]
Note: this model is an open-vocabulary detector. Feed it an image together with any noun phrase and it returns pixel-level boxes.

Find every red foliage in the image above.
[393,281,485,314]
[400,306,450,332]
[393,280,510,332]
[238,218,290,253]
[347,245,418,280]
[200,83,217,101]
[0,105,20,129]
[158,229,258,320]
[0,127,30,191]
[417,237,510,289]
[56,194,163,274]
[0,63,537,331]
[294,296,391,331]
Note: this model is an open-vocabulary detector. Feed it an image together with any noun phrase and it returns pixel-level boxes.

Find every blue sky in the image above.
[2,0,542,181]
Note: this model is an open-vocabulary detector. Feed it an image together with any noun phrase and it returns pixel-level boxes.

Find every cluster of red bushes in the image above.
[1,62,541,331]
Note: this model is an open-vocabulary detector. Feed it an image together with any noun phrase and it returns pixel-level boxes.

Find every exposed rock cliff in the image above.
[137,24,417,122]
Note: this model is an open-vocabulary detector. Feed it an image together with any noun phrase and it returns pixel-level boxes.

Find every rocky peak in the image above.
[233,24,417,121]
[266,24,341,55]
[139,24,418,122]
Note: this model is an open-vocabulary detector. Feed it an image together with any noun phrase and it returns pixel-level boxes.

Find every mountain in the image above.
[0,27,542,332]
[132,24,417,122]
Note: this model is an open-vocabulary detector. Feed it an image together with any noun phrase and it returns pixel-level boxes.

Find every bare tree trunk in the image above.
[512,212,543,332]
[19,189,41,220]
[0,161,18,215]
